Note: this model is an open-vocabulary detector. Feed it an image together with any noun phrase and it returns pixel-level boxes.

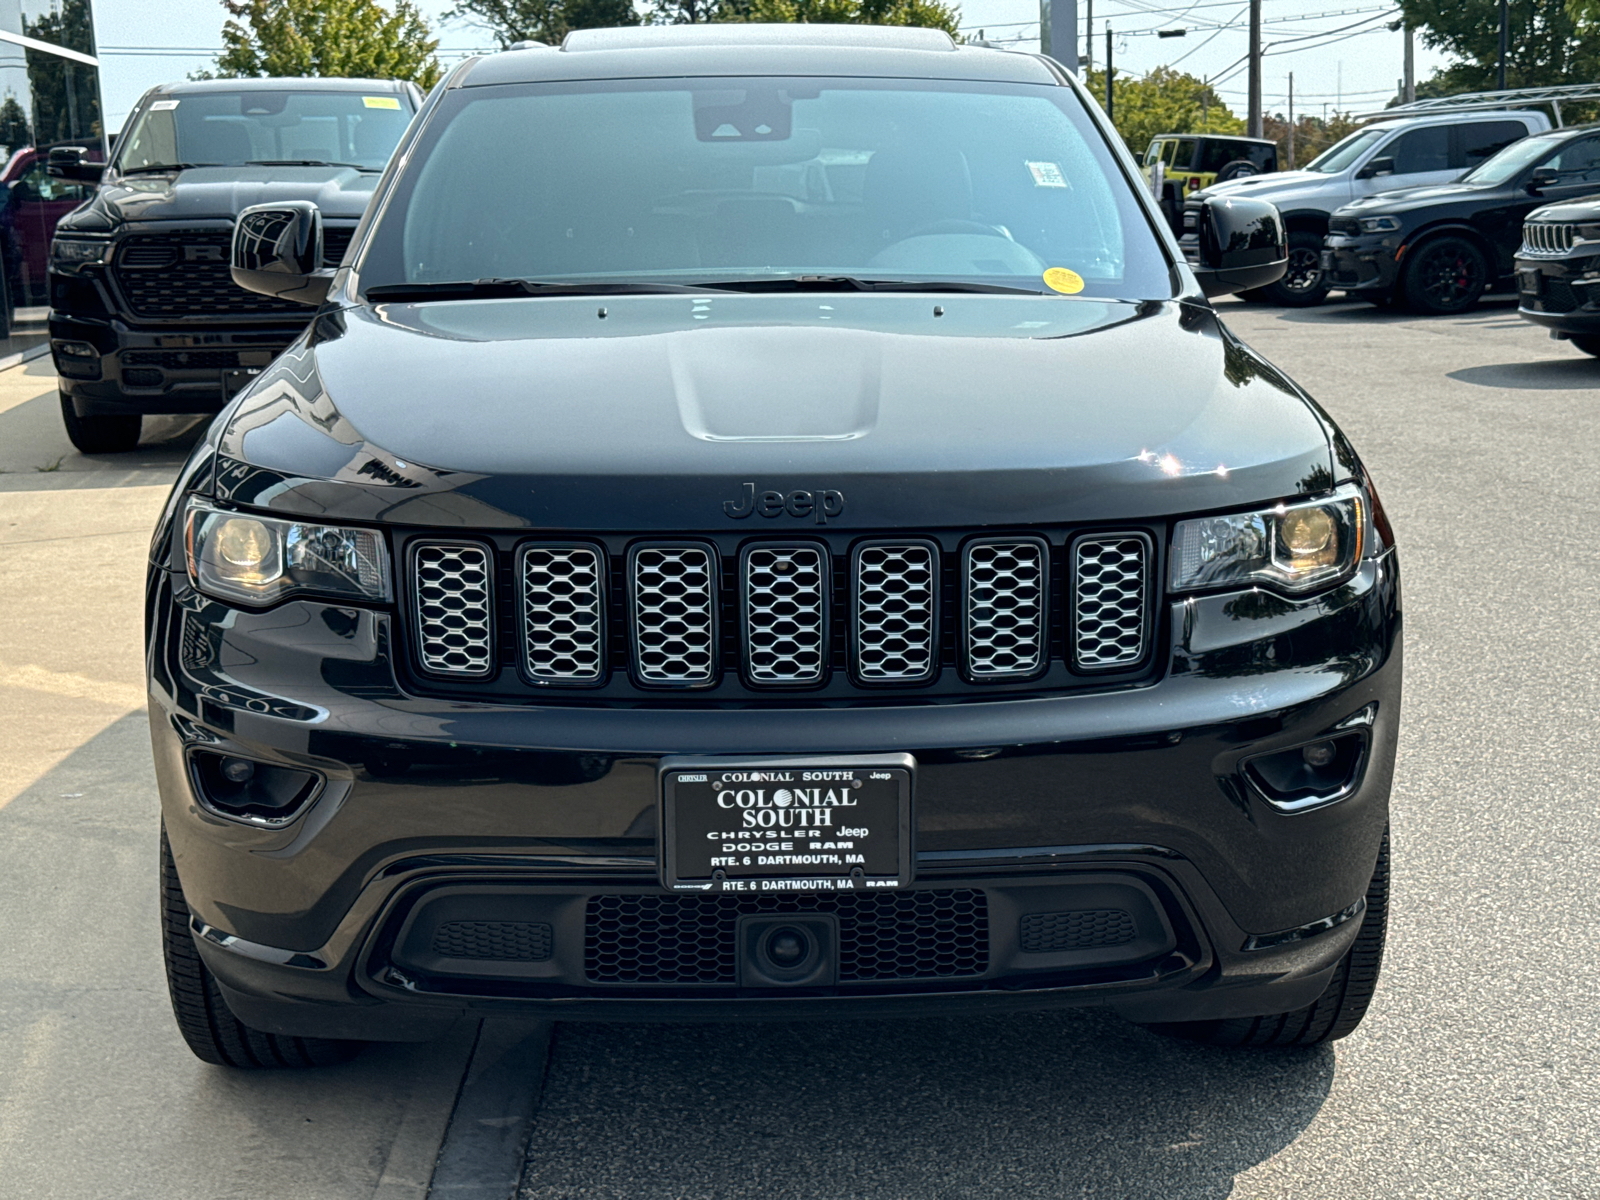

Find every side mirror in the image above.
[47,145,103,183]
[1191,196,1287,298]
[1527,167,1559,193]
[231,201,334,307]
[1356,155,1395,181]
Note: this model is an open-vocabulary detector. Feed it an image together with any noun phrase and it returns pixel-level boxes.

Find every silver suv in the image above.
[1186,110,1549,305]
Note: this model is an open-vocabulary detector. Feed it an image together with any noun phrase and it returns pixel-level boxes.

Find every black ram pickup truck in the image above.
[47,76,418,453]
[148,25,1401,1069]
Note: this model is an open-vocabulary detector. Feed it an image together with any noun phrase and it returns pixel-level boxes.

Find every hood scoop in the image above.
[670,326,881,442]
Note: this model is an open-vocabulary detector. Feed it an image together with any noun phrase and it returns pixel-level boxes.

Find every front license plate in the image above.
[1320,250,1334,270]
[1518,269,1543,296]
[659,754,913,894]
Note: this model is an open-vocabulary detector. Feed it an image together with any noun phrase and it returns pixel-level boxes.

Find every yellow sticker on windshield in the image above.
[363,96,401,109]
[1043,267,1085,294]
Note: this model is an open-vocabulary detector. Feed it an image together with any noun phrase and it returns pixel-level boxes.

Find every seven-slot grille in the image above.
[1522,222,1577,255]
[408,534,1154,689]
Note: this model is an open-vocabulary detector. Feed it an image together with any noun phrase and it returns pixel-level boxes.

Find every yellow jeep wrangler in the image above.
[1143,133,1278,232]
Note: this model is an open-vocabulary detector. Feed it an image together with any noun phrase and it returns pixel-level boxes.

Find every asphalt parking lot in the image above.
[3,295,1599,1198]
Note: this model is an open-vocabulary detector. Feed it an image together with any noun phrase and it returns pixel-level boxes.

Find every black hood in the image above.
[1528,194,1600,222]
[57,165,379,234]
[211,293,1339,531]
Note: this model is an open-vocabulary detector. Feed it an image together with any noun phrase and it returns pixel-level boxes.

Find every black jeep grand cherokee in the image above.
[148,25,1400,1068]
[48,77,417,454]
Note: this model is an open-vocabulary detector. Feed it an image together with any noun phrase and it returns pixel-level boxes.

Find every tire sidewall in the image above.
[1402,235,1489,315]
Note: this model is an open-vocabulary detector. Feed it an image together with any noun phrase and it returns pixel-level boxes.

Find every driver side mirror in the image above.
[1356,156,1395,181]
[1191,196,1288,298]
[1527,167,1559,193]
[47,145,103,183]
[231,201,334,307]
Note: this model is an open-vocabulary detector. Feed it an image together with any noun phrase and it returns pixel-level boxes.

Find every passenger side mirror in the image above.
[1190,196,1288,299]
[47,145,103,183]
[1527,167,1559,193]
[231,201,334,307]
[1356,156,1395,180]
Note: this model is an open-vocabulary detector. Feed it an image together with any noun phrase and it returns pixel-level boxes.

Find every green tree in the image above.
[732,0,960,34]
[208,0,443,88]
[1086,66,1244,156]
[441,0,637,48]
[1400,0,1597,93]
[23,0,104,145]
[1263,111,1360,169]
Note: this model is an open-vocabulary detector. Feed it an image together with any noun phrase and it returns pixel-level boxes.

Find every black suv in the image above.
[1323,124,1600,313]
[148,25,1400,1069]
[47,77,418,453]
[1514,196,1600,353]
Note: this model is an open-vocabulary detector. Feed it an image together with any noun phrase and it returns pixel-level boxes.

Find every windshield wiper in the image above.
[247,159,372,170]
[704,276,1045,295]
[363,278,735,301]
[119,163,213,175]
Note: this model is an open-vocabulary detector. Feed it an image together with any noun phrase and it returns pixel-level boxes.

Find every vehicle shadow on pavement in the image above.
[519,1013,1334,1200]
[1447,358,1600,389]
[0,386,208,487]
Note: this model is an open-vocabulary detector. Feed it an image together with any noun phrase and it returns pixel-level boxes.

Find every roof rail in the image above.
[1353,81,1600,127]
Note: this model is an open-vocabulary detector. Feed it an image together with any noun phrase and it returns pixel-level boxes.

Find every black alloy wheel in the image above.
[1242,231,1330,307]
[1402,235,1489,315]
[1569,334,1600,357]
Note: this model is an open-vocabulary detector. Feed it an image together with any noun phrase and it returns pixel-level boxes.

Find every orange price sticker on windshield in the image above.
[1042,268,1085,294]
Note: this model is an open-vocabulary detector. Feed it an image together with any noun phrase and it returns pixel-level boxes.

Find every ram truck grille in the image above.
[112,226,354,320]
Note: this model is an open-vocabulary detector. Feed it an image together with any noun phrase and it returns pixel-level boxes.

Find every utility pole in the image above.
[1085,0,1093,73]
[1498,0,1509,89]
[1287,72,1295,169]
[1202,76,1210,131]
[1404,21,1415,103]
[1039,0,1078,72]
[1247,0,1262,137]
[1106,25,1114,125]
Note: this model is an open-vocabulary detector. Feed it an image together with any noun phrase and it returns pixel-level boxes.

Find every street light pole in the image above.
[1247,0,1262,137]
[1287,72,1295,169]
[1498,0,1508,90]
[1106,25,1114,124]
[1404,21,1415,104]
[1085,0,1093,73]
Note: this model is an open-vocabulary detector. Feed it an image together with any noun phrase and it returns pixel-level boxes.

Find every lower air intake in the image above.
[1019,909,1137,952]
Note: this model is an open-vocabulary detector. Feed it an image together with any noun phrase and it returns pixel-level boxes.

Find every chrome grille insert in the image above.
[742,544,828,685]
[519,544,605,683]
[1521,222,1577,255]
[629,544,718,686]
[411,542,494,677]
[1072,535,1150,670]
[853,541,938,683]
[963,538,1047,680]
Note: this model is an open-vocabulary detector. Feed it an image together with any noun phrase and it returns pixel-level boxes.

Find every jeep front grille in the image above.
[629,544,718,686]
[1521,222,1577,255]
[963,538,1047,679]
[519,544,605,683]
[853,541,938,684]
[412,542,494,677]
[1072,535,1151,670]
[402,531,1155,695]
[742,544,828,685]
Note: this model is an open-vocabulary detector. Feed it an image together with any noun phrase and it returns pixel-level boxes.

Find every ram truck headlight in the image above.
[1357,216,1401,233]
[1171,485,1366,595]
[184,498,390,606]
[51,237,109,270]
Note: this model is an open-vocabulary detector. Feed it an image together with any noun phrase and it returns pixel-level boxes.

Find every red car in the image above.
[2,141,102,325]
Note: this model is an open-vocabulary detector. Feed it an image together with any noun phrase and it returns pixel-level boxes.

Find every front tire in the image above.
[60,390,141,454]
[1241,231,1330,307]
[161,826,360,1068]
[1401,235,1488,315]
[1568,334,1600,357]
[1150,825,1390,1048]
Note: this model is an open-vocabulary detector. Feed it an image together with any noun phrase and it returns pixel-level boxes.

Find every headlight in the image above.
[184,498,390,606]
[1171,486,1366,595]
[51,237,109,268]
[1577,223,1600,245]
[1357,216,1401,233]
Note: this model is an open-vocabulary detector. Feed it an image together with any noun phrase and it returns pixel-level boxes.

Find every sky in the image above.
[92,0,1452,133]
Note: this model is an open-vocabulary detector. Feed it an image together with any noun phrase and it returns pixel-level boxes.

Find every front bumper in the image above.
[1322,234,1401,295]
[149,549,1401,1038]
[1513,252,1600,334]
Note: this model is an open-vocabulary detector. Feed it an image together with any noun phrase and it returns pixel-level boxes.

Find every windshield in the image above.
[1304,127,1390,174]
[359,77,1172,299]
[116,90,413,173]
[1460,133,1562,186]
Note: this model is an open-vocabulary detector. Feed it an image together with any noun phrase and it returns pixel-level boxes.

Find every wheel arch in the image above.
[1398,220,1494,266]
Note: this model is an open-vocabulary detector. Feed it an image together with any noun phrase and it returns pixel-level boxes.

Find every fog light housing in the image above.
[188,749,319,825]
[1243,733,1367,813]
[53,340,101,379]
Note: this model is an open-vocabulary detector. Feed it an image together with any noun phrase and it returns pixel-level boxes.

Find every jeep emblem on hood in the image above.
[723,482,846,524]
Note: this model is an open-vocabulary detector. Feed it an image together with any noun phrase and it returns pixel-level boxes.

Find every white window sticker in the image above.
[1027,161,1068,188]
[150,99,180,111]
